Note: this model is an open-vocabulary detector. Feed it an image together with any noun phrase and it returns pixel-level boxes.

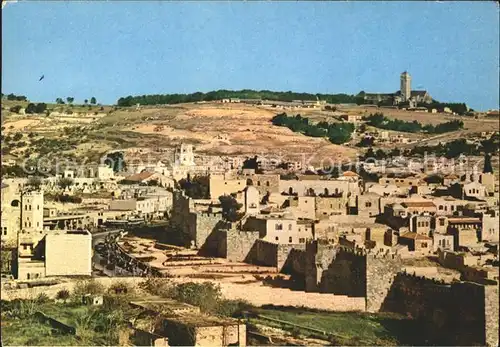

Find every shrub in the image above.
[56,289,71,302]
[36,292,51,304]
[108,280,135,296]
[9,105,22,113]
[171,282,222,313]
[73,279,105,297]
[291,327,302,338]
[215,299,253,318]
[56,194,82,204]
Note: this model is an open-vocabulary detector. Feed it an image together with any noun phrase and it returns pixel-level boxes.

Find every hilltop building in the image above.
[361,71,433,106]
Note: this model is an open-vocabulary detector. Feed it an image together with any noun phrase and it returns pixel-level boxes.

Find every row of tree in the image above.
[271,113,355,144]
[358,136,498,161]
[2,93,28,101]
[365,113,464,134]
[56,97,97,105]
[116,90,362,106]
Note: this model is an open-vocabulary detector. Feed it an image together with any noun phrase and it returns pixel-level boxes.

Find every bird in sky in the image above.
[39,75,44,81]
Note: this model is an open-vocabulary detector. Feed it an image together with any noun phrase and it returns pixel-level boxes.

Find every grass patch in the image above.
[251,306,426,346]
[1,315,83,346]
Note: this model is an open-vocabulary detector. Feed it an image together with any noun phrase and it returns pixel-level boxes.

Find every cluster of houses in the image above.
[1,143,498,290]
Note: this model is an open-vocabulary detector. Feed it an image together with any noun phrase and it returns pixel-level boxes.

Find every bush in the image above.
[56,289,71,302]
[56,194,82,204]
[291,326,302,338]
[36,292,51,304]
[271,113,354,144]
[215,299,252,318]
[108,280,135,296]
[73,279,105,297]
[9,105,22,113]
[365,112,463,134]
[170,282,222,313]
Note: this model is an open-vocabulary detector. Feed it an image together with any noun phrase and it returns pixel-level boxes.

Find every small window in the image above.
[299,238,305,243]
[288,224,292,231]
[289,237,293,243]
[275,236,279,241]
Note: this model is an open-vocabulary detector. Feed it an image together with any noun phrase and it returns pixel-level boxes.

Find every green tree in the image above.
[219,195,243,222]
[25,103,36,113]
[27,176,43,189]
[66,97,74,104]
[483,153,493,173]
[9,105,22,113]
[104,151,126,172]
[34,103,47,113]
[57,177,74,189]
[56,98,65,104]
[178,175,209,199]
[84,99,88,105]
[90,97,97,105]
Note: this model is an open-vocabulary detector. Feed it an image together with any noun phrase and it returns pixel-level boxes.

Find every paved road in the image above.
[91,229,133,277]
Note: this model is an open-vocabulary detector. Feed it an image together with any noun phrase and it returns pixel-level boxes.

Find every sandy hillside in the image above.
[124,103,359,163]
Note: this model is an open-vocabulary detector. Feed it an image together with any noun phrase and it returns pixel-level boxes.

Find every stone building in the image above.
[16,229,92,280]
[360,72,433,105]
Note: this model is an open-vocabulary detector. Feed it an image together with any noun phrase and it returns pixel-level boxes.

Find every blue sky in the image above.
[2,1,499,110]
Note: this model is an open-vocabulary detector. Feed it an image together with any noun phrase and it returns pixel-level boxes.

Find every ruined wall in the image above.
[365,252,402,312]
[193,213,224,249]
[381,272,498,346]
[304,240,338,292]
[253,239,278,267]
[317,248,366,296]
[279,245,306,275]
[304,241,366,295]
[250,240,306,274]
[225,229,260,262]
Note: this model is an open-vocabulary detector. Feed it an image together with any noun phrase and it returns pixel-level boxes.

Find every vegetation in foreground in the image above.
[251,305,428,346]
[2,278,433,346]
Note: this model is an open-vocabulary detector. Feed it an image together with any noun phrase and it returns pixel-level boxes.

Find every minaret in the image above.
[400,71,411,102]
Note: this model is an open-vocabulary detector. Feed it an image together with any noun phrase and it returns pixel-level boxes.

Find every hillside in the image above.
[1,100,497,168]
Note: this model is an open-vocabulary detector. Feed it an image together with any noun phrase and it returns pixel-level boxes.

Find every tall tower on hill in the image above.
[400,71,411,102]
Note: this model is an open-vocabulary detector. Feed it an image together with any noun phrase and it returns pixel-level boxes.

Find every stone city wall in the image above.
[224,229,260,262]
[380,272,498,346]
